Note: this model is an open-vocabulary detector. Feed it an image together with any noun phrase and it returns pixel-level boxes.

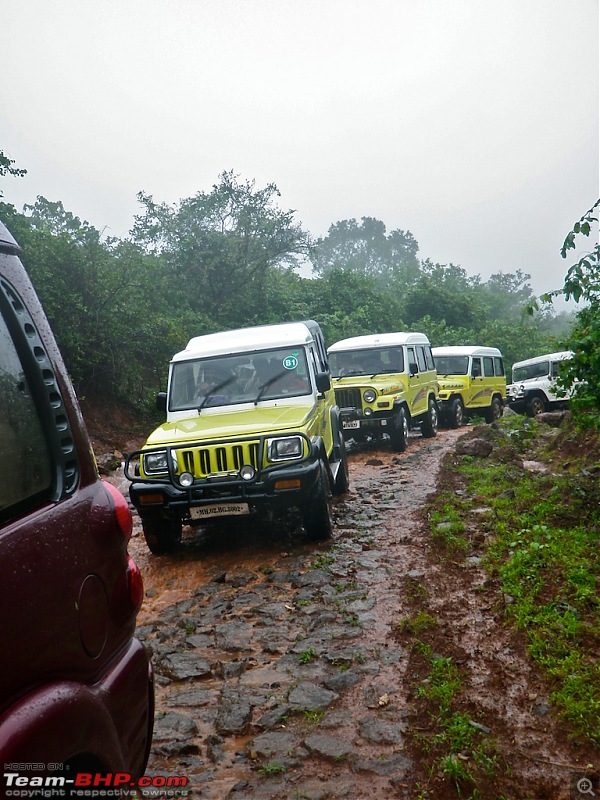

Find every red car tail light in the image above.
[103,481,133,542]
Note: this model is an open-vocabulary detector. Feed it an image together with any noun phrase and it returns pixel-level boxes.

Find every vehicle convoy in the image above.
[327,332,439,452]
[432,345,506,427]
[126,321,349,554]
[506,350,574,416]
[0,221,153,784]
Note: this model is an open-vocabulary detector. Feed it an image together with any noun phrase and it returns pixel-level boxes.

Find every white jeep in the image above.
[506,351,573,416]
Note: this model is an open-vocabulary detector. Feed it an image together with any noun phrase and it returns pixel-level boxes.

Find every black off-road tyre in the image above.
[526,395,546,417]
[142,518,182,554]
[389,407,409,452]
[302,462,333,541]
[449,396,464,428]
[421,397,439,438]
[485,395,503,423]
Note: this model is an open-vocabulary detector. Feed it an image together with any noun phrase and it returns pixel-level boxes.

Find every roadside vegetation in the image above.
[0,150,573,420]
[403,412,600,798]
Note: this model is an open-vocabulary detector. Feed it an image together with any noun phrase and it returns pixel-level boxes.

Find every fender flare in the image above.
[0,681,124,768]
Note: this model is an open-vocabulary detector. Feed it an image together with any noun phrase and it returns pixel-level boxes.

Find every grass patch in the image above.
[426,415,600,746]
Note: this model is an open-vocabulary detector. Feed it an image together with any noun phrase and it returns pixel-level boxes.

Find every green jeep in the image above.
[125,321,349,554]
[328,332,439,452]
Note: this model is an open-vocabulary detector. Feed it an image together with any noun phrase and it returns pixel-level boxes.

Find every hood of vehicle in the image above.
[145,402,315,446]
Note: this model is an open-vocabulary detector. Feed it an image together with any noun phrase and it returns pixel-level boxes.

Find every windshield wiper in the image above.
[197,376,235,413]
[254,371,287,405]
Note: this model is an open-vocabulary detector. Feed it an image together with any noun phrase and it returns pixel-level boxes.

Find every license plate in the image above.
[343,420,360,429]
[190,502,250,520]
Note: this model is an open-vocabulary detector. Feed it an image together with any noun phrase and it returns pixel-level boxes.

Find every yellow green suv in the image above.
[125,321,349,553]
[328,332,439,452]
[432,345,506,427]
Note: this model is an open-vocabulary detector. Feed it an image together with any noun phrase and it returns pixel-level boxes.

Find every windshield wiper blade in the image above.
[254,371,287,405]
[197,376,235,413]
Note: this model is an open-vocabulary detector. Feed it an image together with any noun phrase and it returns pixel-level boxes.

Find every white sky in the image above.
[1,0,598,296]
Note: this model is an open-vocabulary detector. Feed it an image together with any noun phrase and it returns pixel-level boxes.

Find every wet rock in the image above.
[303,732,353,760]
[215,694,252,735]
[250,730,298,758]
[323,670,361,692]
[152,712,199,756]
[536,410,572,427]
[215,620,254,651]
[358,716,406,745]
[158,652,212,680]
[455,438,493,457]
[288,681,339,711]
[354,753,412,776]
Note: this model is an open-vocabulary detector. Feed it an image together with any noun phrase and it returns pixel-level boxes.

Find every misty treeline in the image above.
[0,169,576,417]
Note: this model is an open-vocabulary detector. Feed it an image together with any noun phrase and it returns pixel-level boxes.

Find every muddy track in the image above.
[114,427,596,799]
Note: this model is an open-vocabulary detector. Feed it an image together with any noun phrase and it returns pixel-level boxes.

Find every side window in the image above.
[494,357,505,376]
[471,358,482,378]
[424,346,435,371]
[483,357,494,377]
[407,347,417,373]
[551,361,560,378]
[416,346,427,371]
[0,309,53,519]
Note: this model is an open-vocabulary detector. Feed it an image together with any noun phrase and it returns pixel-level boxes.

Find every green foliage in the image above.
[0,150,26,197]
[310,215,420,289]
[538,200,600,425]
[0,156,576,419]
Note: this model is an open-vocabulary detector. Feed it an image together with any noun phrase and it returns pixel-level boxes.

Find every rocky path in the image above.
[116,426,597,799]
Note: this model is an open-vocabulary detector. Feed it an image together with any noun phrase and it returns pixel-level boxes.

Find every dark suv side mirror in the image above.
[156,392,167,413]
[316,372,331,394]
[409,362,419,376]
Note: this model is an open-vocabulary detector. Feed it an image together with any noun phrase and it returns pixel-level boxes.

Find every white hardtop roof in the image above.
[512,350,573,369]
[328,331,430,352]
[432,345,502,357]
[173,322,317,362]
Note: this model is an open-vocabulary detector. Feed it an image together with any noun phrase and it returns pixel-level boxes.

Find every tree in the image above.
[0,149,26,198]
[131,171,309,328]
[310,216,420,290]
[546,200,600,421]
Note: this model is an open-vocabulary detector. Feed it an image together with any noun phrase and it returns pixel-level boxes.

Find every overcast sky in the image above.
[1,0,598,297]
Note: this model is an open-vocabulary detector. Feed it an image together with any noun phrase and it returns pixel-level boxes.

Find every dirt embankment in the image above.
[102,424,597,800]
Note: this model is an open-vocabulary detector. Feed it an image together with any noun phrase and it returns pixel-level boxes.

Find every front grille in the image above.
[178,440,260,478]
[335,387,362,410]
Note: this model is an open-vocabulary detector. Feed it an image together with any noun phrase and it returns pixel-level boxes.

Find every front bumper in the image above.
[128,458,321,522]
[340,408,393,432]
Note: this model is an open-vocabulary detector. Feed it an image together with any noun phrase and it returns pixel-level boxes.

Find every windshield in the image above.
[169,347,311,411]
[512,361,550,383]
[433,355,469,376]
[329,347,404,377]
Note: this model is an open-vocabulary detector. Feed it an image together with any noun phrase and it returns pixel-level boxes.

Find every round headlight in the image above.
[363,389,376,403]
[179,472,194,487]
[240,465,256,481]
[364,407,373,416]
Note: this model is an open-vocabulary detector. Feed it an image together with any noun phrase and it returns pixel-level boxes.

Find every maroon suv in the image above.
[0,220,153,785]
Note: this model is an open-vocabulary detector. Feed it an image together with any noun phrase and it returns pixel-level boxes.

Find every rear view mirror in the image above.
[316,372,331,393]
[156,392,167,413]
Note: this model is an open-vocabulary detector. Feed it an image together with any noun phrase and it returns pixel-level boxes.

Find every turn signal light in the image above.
[274,479,301,490]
